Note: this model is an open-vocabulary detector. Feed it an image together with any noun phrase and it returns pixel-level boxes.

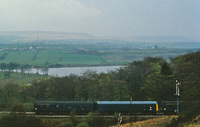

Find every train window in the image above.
[45,105,50,108]
[61,104,65,108]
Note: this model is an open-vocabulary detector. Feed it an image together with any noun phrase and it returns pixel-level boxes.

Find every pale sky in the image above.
[0,0,200,41]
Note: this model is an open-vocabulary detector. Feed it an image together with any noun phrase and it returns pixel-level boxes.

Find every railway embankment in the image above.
[113,115,200,127]
[115,116,177,127]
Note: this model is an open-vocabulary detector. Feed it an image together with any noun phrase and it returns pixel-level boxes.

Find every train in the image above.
[161,101,183,114]
[33,101,181,115]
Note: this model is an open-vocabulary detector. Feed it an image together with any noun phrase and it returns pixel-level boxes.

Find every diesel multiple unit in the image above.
[34,101,159,114]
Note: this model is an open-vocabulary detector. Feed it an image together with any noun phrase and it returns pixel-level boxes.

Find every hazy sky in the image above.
[0,0,200,41]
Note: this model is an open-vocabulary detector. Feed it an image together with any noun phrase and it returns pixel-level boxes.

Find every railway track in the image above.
[33,114,169,118]
[0,111,176,118]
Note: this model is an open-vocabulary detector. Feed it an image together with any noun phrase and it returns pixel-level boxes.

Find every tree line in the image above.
[0,62,48,76]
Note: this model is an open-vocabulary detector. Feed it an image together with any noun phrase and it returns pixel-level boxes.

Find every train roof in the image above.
[97,101,157,105]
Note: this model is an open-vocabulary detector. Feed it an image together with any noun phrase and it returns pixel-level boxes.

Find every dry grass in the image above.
[181,115,200,127]
[110,116,178,127]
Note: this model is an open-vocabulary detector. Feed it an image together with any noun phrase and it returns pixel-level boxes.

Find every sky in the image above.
[0,0,200,41]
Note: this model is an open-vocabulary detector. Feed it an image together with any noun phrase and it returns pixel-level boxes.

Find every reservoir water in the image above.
[27,66,122,77]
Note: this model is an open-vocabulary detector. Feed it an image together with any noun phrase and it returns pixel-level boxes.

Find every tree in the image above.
[0,84,21,108]
[142,62,175,102]
[76,70,98,101]
[29,79,49,100]
[0,63,8,71]
[171,51,200,101]
[121,57,165,100]
[41,66,48,75]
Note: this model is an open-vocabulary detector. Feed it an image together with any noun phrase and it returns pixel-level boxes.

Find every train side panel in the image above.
[34,101,94,114]
[97,101,158,114]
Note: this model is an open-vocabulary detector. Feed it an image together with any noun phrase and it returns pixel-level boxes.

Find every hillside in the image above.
[0,31,93,42]
[114,116,178,127]
[113,115,200,127]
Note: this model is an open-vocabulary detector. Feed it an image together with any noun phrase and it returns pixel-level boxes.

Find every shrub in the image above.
[56,121,74,127]
[76,122,89,127]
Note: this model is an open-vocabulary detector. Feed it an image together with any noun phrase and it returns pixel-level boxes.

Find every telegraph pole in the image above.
[174,80,181,114]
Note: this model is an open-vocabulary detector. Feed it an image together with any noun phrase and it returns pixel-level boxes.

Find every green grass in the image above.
[0,43,191,66]
[2,51,36,64]
[0,72,48,86]
[59,50,103,65]
[34,50,62,65]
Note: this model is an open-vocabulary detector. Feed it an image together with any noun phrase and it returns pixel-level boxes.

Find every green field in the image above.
[0,42,196,67]
[0,72,48,86]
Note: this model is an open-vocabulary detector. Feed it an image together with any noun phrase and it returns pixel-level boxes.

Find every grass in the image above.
[0,43,191,67]
[2,51,36,64]
[34,50,62,65]
[0,72,48,86]
[111,115,200,127]
[111,116,178,127]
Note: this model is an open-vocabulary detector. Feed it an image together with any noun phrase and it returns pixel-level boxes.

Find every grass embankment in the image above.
[0,72,48,86]
[111,116,177,127]
[113,115,200,127]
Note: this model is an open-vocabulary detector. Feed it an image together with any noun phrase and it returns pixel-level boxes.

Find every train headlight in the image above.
[150,106,152,111]
[35,108,37,111]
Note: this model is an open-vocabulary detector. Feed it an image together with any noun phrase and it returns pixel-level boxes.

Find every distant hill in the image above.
[133,36,193,42]
[0,31,93,42]
[0,31,195,42]
[0,31,199,49]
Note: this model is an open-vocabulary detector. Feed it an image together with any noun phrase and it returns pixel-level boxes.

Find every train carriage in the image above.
[97,101,158,114]
[161,101,184,114]
[34,101,94,114]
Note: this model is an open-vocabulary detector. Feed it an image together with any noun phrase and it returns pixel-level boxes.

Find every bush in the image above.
[167,102,200,126]
[56,121,74,127]
[70,111,78,125]
[76,122,89,127]
[85,112,94,125]
[0,115,44,127]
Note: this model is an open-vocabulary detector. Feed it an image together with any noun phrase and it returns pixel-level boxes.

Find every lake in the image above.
[29,66,122,77]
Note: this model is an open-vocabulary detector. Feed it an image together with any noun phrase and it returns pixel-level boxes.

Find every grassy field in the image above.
[0,43,195,67]
[0,72,48,86]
